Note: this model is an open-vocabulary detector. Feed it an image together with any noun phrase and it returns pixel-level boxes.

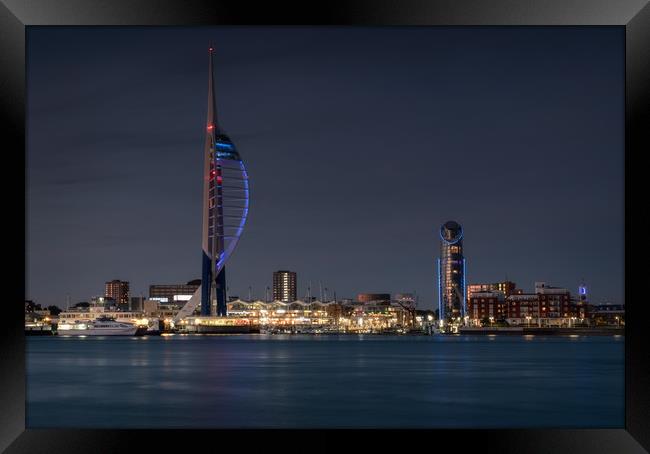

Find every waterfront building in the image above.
[357,293,391,303]
[222,299,415,333]
[588,303,624,326]
[273,270,297,302]
[467,291,505,325]
[172,47,250,322]
[505,293,540,324]
[504,282,581,327]
[105,280,129,308]
[535,282,572,318]
[149,281,201,303]
[437,220,466,324]
[467,281,516,300]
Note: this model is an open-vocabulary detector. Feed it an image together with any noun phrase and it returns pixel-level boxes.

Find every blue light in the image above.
[437,258,442,320]
[216,142,233,149]
[462,258,467,318]
[579,287,587,295]
[439,225,464,245]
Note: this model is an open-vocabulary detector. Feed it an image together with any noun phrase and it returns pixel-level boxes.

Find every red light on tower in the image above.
[207,124,214,131]
[209,47,213,52]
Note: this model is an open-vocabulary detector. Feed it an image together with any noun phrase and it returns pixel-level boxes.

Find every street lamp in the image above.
[526,316,531,327]
[615,316,620,327]
[489,316,494,328]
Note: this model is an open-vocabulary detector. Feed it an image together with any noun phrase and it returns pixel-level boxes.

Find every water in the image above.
[26,334,624,428]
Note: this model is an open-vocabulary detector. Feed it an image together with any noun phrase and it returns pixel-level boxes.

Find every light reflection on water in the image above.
[26,334,624,428]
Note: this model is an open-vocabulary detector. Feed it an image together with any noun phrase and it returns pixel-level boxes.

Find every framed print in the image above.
[1,0,648,452]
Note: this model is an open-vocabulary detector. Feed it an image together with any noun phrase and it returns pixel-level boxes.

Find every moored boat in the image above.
[57,316,140,336]
[25,322,56,336]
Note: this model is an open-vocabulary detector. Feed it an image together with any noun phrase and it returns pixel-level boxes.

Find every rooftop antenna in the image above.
[265,286,270,303]
[324,287,328,302]
[248,286,252,302]
[319,281,323,302]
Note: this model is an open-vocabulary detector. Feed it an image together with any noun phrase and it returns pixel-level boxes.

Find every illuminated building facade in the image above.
[437,221,466,324]
[174,47,250,322]
[467,281,516,300]
[149,280,201,303]
[224,299,416,333]
[576,281,589,318]
[105,280,129,308]
[273,271,297,302]
[588,303,623,326]
[467,291,505,324]
[504,282,582,326]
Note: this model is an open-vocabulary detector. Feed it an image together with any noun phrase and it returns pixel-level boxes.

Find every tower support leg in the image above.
[215,266,227,316]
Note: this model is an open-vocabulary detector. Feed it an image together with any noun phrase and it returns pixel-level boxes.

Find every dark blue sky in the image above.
[27,27,624,309]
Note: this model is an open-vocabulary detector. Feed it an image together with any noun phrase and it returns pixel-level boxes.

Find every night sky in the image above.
[27,27,624,309]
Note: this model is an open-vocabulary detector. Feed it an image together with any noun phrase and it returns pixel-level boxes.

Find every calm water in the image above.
[26,334,624,428]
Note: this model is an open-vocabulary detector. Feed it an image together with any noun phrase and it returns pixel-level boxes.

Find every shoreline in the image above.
[458,327,624,336]
[28,327,625,337]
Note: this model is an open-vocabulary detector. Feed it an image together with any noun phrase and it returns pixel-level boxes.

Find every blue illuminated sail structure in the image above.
[174,47,249,322]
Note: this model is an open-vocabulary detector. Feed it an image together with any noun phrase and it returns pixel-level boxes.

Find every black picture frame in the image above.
[2,1,648,452]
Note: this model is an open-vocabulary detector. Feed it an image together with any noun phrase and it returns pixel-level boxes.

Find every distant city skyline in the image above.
[27,27,624,309]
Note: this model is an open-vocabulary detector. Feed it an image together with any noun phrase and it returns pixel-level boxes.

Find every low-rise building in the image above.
[223,298,414,332]
[149,280,200,303]
[588,303,624,326]
[467,291,505,325]
[467,281,516,300]
[503,282,583,327]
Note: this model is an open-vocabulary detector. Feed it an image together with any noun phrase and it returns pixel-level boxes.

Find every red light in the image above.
[217,176,223,184]
[209,47,213,52]
[207,124,214,131]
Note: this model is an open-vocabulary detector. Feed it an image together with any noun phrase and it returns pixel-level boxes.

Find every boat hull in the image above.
[58,327,140,336]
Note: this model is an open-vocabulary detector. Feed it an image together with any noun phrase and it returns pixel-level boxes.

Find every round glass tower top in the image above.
[440,220,463,244]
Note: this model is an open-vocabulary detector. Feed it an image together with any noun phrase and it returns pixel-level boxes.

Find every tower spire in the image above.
[207,45,221,135]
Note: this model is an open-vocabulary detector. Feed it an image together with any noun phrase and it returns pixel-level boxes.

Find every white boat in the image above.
[57,316,139,336]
